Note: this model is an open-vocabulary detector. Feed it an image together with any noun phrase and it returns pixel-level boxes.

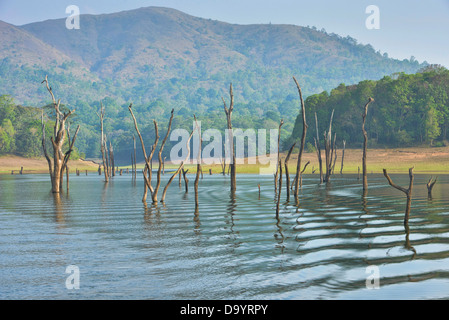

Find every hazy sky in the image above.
[1,0,448,67]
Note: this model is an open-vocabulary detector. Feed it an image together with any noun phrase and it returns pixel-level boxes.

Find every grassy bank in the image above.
[136,146,449,175]
[2,146,448,175]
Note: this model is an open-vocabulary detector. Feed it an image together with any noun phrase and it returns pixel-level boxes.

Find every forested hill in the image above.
[0,6,430,161]
[2,6,424,107]
[287,66,449,150]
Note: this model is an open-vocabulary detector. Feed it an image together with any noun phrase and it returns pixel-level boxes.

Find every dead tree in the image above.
[276,158,283,218]
[362,98,375,193]
[129,105,175,203]
[284,142,296,200]
[383,167,414,227]
[152,109,174,203]
[323,110,335,183]
[340,140,346,174]
[194,115,202,208]
[300,161,311,187]
[109,141,115,177]
[426,176,438,199]
[182,169,189,193]
[331,134,338,175]
[293,77,308,198]
[161,123,197,203]
[274,119,284,192]
[41,76,80,193]
[128,103,158,202]
[314,112,323,184]
[220,157,227,176]
[222,83,236,192]
[96,102,109,182]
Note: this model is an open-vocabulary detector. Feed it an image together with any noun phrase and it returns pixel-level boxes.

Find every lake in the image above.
[1,172,449,299]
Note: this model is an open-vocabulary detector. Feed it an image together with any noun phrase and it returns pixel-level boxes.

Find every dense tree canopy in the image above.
[287,66,449,150]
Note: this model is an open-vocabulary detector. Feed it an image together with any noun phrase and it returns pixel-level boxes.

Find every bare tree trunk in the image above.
[362,98,375,193]
[276,158,283,218]
[222,83,236,192]
[293,77,308,199]
[340,140,346,174]
[182,169,189,193]
[383,167,414,227]
[220,157,226,176]
[40,76,79,193]
[161,124,196,203]
[284,142,296,201]
[331,133,337,175]
[152,109,174,203]
[426,176,438,199]
[128,104,158,202]
[274,119,284,193]
[314,112,323,184]
[300,161,310,188]
[66,166,69,192]
[323,110,335,183]
[97,102,109,183]
[194,115,202,209]
[110,141,115,177]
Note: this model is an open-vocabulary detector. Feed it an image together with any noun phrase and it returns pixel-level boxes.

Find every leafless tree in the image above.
[293,76,308,199]
[222,83,236,192]
[383,167,414,227]
[40,76,80,193]
[426,176,438,199]
[362,98,375,193]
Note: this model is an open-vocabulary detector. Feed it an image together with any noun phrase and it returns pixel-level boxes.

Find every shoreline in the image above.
[2,146,449,175]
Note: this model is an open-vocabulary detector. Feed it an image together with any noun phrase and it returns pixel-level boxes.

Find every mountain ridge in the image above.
[1,6,426,107]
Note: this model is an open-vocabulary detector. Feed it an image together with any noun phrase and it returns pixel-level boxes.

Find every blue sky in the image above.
[1,0,448,67]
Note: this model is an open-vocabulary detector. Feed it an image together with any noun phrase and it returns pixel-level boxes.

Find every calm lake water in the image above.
[1,172,449,300]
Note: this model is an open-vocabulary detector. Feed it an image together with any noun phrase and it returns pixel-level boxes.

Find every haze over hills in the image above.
[0,6,429,160]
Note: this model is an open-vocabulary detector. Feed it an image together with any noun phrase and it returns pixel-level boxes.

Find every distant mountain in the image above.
[2,6,425,107]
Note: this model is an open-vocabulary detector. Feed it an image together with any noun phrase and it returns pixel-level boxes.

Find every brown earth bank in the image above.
[0,155,100,174]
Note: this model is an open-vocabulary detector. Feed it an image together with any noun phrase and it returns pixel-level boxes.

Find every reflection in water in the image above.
[50,192,66,228]
[225,190,239,248]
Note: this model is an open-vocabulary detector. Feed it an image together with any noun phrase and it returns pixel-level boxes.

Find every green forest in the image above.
[287,65,449,150]
[1,65,448,163]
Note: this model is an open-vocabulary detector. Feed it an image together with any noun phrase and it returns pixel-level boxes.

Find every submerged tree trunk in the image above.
[41,76,80,193]
[161,123,197,203]
[426,176,438,199]
[323,110,335,183]
[314,112,323,184]
[362,98,375,193]
[152,109,174,203]
[293,77,308,199]
[383,167,414,227]
[194,116,202,209]
[97,102,109,183]
[222,83,236,192]
[340,140,346,174]
[284,142,296,201]
[274,119,284,193]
